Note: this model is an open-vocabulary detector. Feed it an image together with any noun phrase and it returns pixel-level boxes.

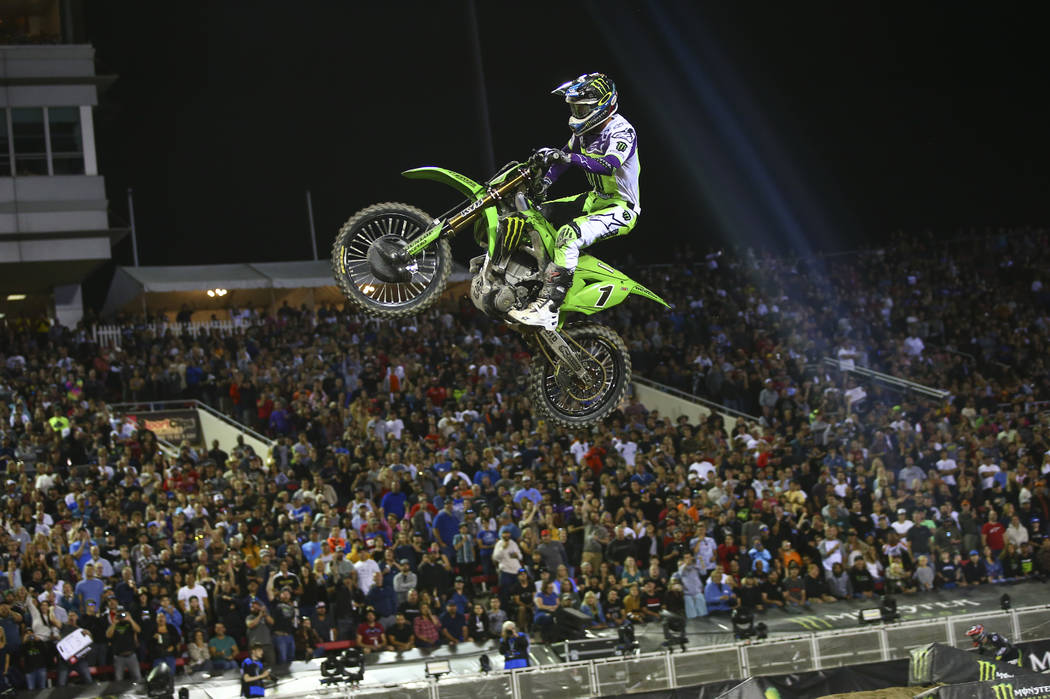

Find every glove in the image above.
[533,147,570,168]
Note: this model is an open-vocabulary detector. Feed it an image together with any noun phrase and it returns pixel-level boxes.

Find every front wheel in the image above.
[529,323,632,428]
[331,202,451,318]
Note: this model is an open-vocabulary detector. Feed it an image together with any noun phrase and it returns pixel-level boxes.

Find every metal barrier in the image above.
[821,356,951,400]
[313,603,1050,699]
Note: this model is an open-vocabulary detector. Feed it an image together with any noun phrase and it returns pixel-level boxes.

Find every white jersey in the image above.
[569,114,641,212]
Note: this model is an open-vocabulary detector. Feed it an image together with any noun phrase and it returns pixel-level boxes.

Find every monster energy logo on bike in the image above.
[991,683,1015,699]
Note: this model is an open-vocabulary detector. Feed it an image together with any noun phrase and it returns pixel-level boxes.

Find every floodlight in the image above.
[425,659,452,679]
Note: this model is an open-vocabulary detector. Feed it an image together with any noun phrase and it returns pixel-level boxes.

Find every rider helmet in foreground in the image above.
[507,73,641,331]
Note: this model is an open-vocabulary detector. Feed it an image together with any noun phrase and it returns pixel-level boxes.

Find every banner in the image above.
[910,643,1042,685]
[711,659,909,699]
[936,676,1050,699]
[123,409,203,446]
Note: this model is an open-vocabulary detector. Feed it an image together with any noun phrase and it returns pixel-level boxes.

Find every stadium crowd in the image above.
[0,227,1047,689]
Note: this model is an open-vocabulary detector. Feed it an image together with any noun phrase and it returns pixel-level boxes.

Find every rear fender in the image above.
[561,254,669,315]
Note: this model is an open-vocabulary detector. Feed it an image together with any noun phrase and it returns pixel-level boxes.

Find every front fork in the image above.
[534,329,590,381]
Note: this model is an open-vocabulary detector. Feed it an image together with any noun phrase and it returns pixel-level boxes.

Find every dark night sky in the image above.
[82,2,1050,273]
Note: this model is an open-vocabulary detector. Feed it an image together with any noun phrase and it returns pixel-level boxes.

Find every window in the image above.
[0,111,9,177]
[11,108,48,176]
[48,108,85,175]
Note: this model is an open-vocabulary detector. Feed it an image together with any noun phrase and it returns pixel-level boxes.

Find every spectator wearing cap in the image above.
[246,596,276,667]
[961,550,988,585]
[537,528,569,575]
[513,474,542,506]
[393,559,417,604]
[310,601,334,642]
[80,598,109,667]
[493,529,524,605]
[270,588,298,666]
[448,576,470,615]
[439,599,468,646]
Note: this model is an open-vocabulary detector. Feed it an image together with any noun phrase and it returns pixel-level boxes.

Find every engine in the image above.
[469,253,540,316]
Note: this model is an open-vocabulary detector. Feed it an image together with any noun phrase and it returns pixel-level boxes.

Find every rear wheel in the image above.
[529,323,631,428]
[331,202,451,318]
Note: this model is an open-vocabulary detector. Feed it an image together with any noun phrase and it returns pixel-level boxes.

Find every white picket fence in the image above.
[92,320,246,347]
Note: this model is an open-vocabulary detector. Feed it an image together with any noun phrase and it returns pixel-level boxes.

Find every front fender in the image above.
[402,166,498,251]
[402,167,486,199]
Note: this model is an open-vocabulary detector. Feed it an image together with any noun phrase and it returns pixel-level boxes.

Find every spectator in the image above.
[674,553,707,619]
[246,597,276,668]
[356,608,388,653]
[704,570,736,613]
[208,622,239,672]
[387,612,415,652]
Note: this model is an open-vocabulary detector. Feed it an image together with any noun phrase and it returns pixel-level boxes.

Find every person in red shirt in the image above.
[356,609,388,653]
[981,510,1007,557]
[717,534,739,570]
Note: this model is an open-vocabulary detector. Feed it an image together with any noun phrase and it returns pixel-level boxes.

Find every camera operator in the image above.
[106,607,143,683]
[241,642,270,698]
[499,620,530,670]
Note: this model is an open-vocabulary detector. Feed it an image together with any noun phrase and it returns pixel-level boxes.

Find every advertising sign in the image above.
[123,409,203,446]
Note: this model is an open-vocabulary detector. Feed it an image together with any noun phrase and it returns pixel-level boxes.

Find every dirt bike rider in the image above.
[966,624,1022,665]
[507,72,640,331]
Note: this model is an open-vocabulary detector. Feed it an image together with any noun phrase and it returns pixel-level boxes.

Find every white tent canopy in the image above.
[103,259,470,317]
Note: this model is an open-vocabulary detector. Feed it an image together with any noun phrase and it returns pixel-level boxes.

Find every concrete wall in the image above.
[633,381,742,434]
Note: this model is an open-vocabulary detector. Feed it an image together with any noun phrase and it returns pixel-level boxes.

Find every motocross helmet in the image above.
[965,624,985,641]
[553,73,617,135]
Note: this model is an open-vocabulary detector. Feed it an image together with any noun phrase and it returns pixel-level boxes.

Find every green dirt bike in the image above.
[331,152,668,427]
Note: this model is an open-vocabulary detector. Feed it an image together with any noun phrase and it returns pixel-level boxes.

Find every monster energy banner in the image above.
[910,643,1042,685]
[935,676,1050,699]
[709,659,909,699]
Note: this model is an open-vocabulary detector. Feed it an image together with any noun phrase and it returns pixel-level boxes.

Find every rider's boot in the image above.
[508,265,573,331]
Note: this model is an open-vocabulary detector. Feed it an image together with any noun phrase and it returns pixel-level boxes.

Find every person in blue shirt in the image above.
[69,530,96,571]
[432,500,460,560]
[301,530,322,566]
[438,600,468,646]
[747,539,772,574]
[74,563,104,611]
[497,511,521,542]
[473,464,501,488]
[478,524,498,576]
[380,481,408,521]
[629,462,655,487]
[703,570,737,613]
[444,576,470,616]
[512,474,542,506]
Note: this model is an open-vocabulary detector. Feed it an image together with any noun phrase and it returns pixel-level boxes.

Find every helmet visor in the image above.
[569,101,595,119]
